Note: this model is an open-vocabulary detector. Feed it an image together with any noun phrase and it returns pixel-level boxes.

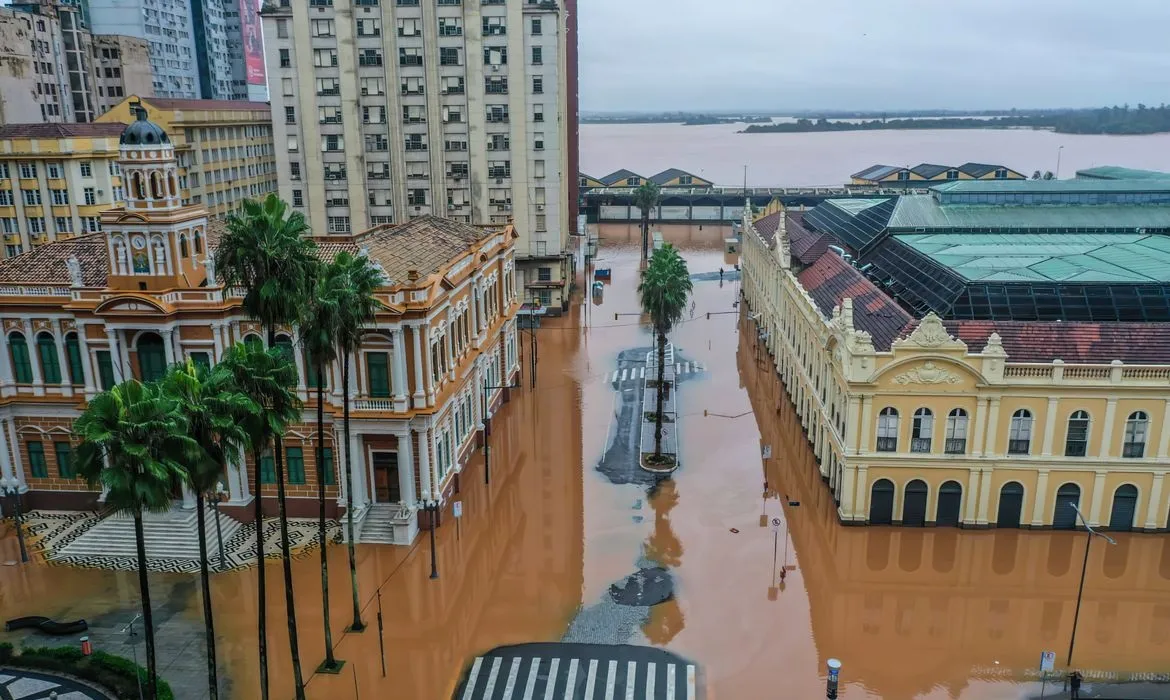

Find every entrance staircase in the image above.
[57,506,243,561]
[349,503,417,545]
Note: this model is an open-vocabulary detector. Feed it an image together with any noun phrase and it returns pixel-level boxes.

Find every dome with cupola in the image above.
[120,103,170,146]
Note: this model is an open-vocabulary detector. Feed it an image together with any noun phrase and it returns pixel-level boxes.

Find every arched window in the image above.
[64,332,84,385]
[1108,484,1139,531]
[179,234,189,258]
[132,171,145,199]
[8,332,32,383]
[243,333,263,351]
[36,332,61,384]
[910,408,933,453]
[1053,483,1081,530]
[869,478,894,525]
[150,171,163,199]
[1065,410,1090,457]
[1008,409,1033,455]
[903,479,928,526]
[136,332,166,382]
[876,407,898,452]
[168,172,178,197]
[193,230,203,254]
[945,408,968,454]
[274,334,296,381]
[1123,411,1148,458]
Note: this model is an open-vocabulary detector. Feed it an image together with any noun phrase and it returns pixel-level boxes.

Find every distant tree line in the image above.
[741,104,1170,135]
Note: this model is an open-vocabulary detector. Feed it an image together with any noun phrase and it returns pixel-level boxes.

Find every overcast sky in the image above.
[578,0,1170,113]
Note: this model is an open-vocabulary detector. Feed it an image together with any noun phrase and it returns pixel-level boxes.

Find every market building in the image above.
[0,107,521,547]
[742,178,1170,531]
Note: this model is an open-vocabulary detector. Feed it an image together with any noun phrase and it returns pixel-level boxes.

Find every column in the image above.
[1157,400,1170,458]
[75,323,96,398]
[180,483,196,510]
[858,395,873,454]
[398,429,416,507]
[334,426,348,506]
[1087,470,1108,527]
[416,426,433,500]
[170,327,182,362]
[1144,472,1165,530]
[1030,468,1050,526]
[160,328,175,365]
[977,467,993,525]
[227,445,250,504]
[1099,399,1118,459]
[22,320,43,394]
[855,465,869,519]
[0,419,13,481]
[105,328,123,382]
[839,464,856,520]
[6,419,25,485]
[964,468,981,523]
[0,322,14,397]
[983,398,1001,457]
[348,431,368,509]
[845,396,860,455]
[411,324,426,409]
[118,330,132,380]
[53,322,72,397]
[391,327,409,411]
[292,331,308,398]
[1041,397,1058,456]
[211,321,223,362]
[971,398,987,457]
[446,328,456,381]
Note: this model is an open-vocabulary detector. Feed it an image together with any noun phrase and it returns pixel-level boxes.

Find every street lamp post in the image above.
[212,482,227,571]
[481,380,519,486]
[2,477,29,563]
[425,500,439,580]
[1066,503,1116,667]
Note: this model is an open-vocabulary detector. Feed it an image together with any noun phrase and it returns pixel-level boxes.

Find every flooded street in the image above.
[3,224,1170,699]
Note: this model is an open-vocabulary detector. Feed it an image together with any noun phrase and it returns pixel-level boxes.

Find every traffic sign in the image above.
[1040,650,1056,673]
[761,445,772,459]
[770,517,782,532]
[453,501,463,519]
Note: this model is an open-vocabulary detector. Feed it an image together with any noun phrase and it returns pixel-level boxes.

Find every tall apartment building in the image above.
[261,0,577,310]
[91,35,154,116]
[0,7,75,123]
[97,96,278,218]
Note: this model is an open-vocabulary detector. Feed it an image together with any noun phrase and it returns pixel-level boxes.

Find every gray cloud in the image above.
[578,0,1170,112]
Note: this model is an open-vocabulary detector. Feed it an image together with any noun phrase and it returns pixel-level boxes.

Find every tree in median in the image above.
[638,244,692,462]
[634,181,662,265]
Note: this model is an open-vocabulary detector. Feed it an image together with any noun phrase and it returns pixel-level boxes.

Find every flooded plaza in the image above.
[2,224,1170,699]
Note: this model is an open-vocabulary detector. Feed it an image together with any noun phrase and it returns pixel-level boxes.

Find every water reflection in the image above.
[740,325,1170,698]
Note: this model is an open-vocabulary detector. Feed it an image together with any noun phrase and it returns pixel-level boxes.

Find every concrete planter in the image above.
[639,373,679,474]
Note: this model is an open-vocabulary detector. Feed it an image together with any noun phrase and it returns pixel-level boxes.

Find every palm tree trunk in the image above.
[641,212,649,263]
[133,510,159,700]
[196,492,219,700]
[655,329,666,458]
[342,351,365,631]
[254,447,269,700]
[267,325,306,698]
[316,365,338,670]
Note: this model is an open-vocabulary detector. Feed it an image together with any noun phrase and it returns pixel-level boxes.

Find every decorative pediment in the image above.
[95,295,168,314]
[892,361,963,385]
[893,312,967,351]
[112,212,149,223]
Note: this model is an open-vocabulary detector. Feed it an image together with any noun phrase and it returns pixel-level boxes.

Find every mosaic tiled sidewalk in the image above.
[20,510,341,574]
[0,669,108,700]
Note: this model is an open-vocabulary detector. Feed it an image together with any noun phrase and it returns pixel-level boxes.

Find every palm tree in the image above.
[216,193,317,699]
[330,251,384,632]
[216,343,301,700]
[633,181,662,265]
[298,259,344,671]
[74,380,197,700]
[638,244,692,461]
[162,359,257,700]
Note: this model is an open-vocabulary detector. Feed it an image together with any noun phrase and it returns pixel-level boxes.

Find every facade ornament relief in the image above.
[893,361,962,385]
[893,312,967,350]
[65,256,83,287]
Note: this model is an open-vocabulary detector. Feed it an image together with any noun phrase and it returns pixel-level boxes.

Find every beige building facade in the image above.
[91,35,154,117]
[260,0,573,310]
[742,206,1170,532]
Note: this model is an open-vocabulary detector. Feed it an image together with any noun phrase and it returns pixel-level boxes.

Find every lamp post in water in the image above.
[1,477,28,563]
[826,658,842,699]
[1066,503,1115,667]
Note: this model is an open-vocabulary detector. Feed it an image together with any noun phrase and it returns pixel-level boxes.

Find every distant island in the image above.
[741,105,1170,135]
[582,113,772,125]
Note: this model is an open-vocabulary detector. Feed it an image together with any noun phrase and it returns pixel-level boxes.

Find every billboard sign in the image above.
[240,0,266,86]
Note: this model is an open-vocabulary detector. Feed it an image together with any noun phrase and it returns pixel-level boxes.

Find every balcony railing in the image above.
[1064,441,1087,457]
[353,398,396,411]
[876,437,897,453]
[910,437,931,453]
[944,438,966,454]
[1007,439,1030,455]
[1123,442,1146,458]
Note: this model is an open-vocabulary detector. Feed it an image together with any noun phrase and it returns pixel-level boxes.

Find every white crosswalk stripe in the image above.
[460,652,696,699]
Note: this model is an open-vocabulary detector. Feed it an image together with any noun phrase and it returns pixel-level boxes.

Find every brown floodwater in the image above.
[3,224,1170,699]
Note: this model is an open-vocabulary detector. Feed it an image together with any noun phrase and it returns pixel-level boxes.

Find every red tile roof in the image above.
[0,232,109,286]
[797,250,912,351]
[143,97,271,112]
[937,320,1170,364]
[0,123,127,139]
[786,211,831,265]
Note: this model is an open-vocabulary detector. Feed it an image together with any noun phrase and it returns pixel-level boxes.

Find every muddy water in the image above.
[3,224,1170,699]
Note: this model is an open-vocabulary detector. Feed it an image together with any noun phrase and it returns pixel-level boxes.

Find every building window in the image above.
[1065,410,1090,456]
[46,162,61,178]
[54,441,74,478]
[533,76,543,94]
[945,408,968,454]
[260,451,275,484]
[0,190,11,206]
[531,47,542,64]
[9,332,32,383]
[276,18,289,38]
[537,267,551,282]
[995,168,1008,179]
[876,407,898,452]
[79,161,92,177]
[23,189,42,206]
[19,162,36,179]
[533,105,544,122]
[284,106,295,124]
[279,48,291,68]
[289,162,301,180]
[292,189,303,207]
[96,350,114,390]
[911,408,932,453]
[327,216,350,233]
[1123,411,1148,458]
[366,352,390,397]
[439,47,461,66]
[84,187,96,205]
[27,441,47,478]
[322,447,335,485]
[531,18,542,35]
[484,46,507,65]
[1008,409,1033,455]
[438,17,462,36]
[408,189,427,206]
[51,189,69,205]
[286,446,306,484]
[946,169,959,180]
[36,332,61,384]
[65,333,84,385]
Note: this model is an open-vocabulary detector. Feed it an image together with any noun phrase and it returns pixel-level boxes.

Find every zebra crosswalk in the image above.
[609,362,705,384]
[457,645,698,700]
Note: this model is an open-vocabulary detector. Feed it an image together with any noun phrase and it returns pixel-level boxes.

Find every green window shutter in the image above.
[65,334,84,385]
[37,334,61,384]
[27,441,47,478]
[306,353,329,389]
[96,350,115,390]
[260,453,275,484]
[286,447,305,485]
[137,336,166,383]
[10,334,32,383]
[244,335,263,351]
[366,352,390,397]
[274,337,295,381]
[190,352,210,370]
[54,441,74,478]
[322,447,335,485]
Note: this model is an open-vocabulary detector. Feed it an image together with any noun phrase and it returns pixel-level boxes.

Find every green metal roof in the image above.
[827,198,888,215]
[885,194,1170,230]
[930,179,1170,194]
[1075,166,1170,181]
[896,232,1170,282]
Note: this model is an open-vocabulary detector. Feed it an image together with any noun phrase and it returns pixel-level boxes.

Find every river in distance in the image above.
[579,122,1170,186]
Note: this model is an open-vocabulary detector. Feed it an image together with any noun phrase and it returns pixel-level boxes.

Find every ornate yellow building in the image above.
[0,106,521,546]
[742,204,1170,532]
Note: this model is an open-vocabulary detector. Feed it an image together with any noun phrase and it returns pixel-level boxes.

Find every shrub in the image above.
[1,645,174,700]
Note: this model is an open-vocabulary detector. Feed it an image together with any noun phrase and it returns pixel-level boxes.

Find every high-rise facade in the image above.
[91,34,154,116]
[261,0,575,309]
